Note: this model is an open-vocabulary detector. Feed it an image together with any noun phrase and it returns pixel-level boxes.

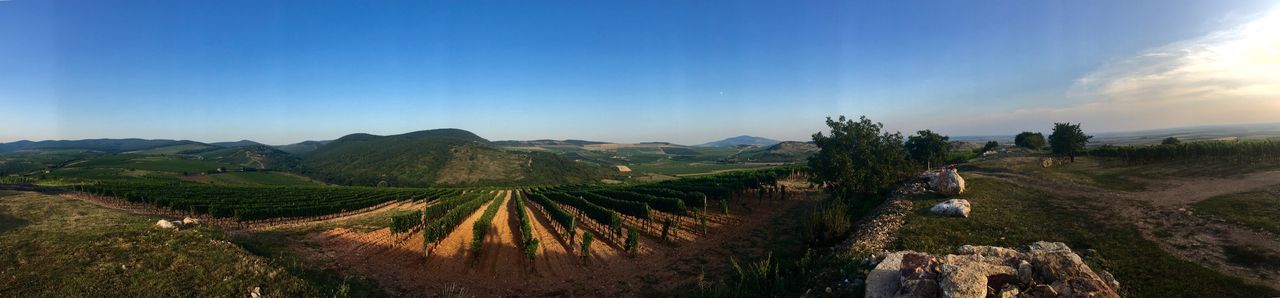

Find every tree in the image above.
[1014,132,1046,149]
[1049,123,1093,162]
[808,116,910,201]
[980,141,1000,153]
[904,130,951,169]
[1162,137,1181,145]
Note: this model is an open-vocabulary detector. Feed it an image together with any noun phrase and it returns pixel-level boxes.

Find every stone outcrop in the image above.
[865,242,1120,298]
[182,217,201,225]
[154,219,178,229]
[930,199,972,218]
[923,167,966,196]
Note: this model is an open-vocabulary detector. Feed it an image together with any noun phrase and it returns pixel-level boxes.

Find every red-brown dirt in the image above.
[294,188,816,296]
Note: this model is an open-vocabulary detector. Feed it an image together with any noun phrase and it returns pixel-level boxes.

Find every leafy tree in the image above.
[1014,132,1046,149]
[807,115,910,200]
[1049,122,1093,162]
[980,141,1000,153]
[904,130,950,168]
[1162,137,1181,145]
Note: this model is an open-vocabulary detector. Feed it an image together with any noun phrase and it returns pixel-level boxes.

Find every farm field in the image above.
[2,165,813,296]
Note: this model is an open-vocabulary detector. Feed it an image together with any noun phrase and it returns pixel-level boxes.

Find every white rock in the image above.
[930,168,967,196]
[154,219,177,229]
[182,217,200,225]
[930,199,972,218]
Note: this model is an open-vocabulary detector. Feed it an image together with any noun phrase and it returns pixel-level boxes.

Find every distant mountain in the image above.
[726,141,817,163]
[300,128,605,186]
[697,135,781,148]
[210,140,266,148]
[274,140,331,155]
[0,138,198,154]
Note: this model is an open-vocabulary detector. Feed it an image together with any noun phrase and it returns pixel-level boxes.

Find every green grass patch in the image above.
[891,177,1277,297]
[0,192,371,296]
[1194,191,1280,235]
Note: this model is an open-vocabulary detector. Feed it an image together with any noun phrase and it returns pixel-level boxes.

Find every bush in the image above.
[580,232,594,258]
[624,226,639,255]
[804,199,851,245]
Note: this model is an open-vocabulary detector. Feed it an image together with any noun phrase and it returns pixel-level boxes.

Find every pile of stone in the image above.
[153,217,202,230]
[866,242,1120,298]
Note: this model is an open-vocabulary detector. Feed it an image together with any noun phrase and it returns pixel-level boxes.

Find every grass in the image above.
[1194,191,1280,235]
[891,177,1278,297]
[0,191,376,296]
[1223,245,1280,270]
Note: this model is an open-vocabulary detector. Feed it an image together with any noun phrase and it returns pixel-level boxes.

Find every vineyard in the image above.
[42,167,813,295]
[1091,140,1280,165]
[71,181,453,221]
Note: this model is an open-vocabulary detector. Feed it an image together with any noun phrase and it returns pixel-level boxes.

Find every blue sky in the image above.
[2,0,1278,145]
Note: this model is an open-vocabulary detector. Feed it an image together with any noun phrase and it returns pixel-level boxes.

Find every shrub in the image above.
[804,199,850,245]
[624,226,639,255]
[581,232,594,258]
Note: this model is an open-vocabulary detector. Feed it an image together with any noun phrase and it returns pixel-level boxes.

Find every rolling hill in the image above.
[697,135,781,148]
[726,141,817,163]
[209,140,267,148]
[299,129,606,186]
[0,139,199,154]
[274,140,331,155]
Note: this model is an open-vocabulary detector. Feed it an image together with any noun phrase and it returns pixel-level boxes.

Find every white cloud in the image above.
[975,7,1280,133]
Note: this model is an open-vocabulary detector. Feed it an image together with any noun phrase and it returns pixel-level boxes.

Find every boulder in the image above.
[182,217,201,225]
[864,242,1120,298]
[930,199,971,218]
[154,219,177,229]
[927,167,966,196]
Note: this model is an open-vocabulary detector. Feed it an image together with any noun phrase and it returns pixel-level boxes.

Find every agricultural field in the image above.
[1,165,817,296]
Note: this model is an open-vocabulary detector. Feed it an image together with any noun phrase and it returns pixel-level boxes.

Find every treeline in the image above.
[74,181,451,221]
[1091,140,1280,165]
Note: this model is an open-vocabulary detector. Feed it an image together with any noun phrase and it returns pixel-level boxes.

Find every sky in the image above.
[2,0,1278,145]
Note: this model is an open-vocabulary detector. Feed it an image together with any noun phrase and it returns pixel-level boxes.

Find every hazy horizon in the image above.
[4,1,1279,145]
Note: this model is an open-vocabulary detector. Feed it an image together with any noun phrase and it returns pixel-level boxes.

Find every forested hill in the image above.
[298,129,606,186]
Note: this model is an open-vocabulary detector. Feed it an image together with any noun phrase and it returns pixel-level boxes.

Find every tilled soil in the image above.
[295,189,814,296]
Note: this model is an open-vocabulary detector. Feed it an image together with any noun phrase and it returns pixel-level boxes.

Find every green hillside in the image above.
[299,129,606,186]
[725,141,816,163]
[185,145,299,170]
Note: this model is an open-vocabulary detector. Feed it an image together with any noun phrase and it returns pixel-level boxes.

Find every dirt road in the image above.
[971,164,1280,291]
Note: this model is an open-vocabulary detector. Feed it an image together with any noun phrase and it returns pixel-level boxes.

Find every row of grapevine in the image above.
[424,191,496,248]
[514,192,539,259]
[568,191,651,220]
[545,191,622,236]
[470,191,507,253]
[1091,140,1280,164]
[526,192,575,236]
[73,181,453,221]
[389,210,422,234]
[626,187,706,208]
[589,189,685,215]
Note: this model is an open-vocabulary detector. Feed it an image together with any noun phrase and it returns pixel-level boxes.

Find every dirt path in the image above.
[1132,170,1280,206]
[476,191,522,279]
[424,191,501,273]
[970,168,1280,291]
